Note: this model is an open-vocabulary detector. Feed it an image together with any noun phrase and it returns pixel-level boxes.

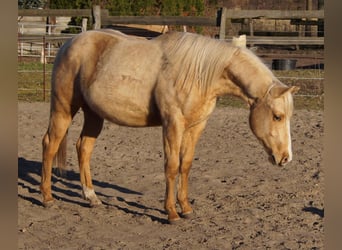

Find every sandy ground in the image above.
[18,102,323,249]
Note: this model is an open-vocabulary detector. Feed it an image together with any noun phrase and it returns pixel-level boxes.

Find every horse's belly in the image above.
[81,39,164,127]
[102,102,161,127]
[85,80,161,127]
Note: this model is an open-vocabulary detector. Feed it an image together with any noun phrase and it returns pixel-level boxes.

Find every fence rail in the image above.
[18,6,324,45]
[102,15,217,26]
[225,36,324,46]
[18,8,93,17]
[223,9,324,19]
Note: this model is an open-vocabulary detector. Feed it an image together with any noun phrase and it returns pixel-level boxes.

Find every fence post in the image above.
[82,18,88,32]
[317,0,324,37]
[42,36,46,102]
[92,5,101,29]
[305,0,315,37]
[19,24,24,56]
[219,7,227,40]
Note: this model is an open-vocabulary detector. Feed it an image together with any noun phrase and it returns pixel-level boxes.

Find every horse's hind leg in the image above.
[76,105,104,207]
[41,109,75,207]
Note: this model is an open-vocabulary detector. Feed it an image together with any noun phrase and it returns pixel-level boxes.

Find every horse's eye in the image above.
[273,114,282,121]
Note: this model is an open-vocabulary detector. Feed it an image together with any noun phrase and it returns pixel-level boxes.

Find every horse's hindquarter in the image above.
[81,36,163,127]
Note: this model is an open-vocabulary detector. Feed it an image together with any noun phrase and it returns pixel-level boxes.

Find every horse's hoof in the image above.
[168,217,182,225]
[181,211,194,219]
[42,199,54,208]
[167,212,182,224]
[89,199,102,207]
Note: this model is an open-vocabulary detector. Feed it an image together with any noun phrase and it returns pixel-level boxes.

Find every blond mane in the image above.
[156,32,238,95]
[156,32,276,97]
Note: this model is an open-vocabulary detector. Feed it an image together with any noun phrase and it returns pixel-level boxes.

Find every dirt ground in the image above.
[18,102,323,249]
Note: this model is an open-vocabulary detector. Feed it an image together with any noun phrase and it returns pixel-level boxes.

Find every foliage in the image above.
[18,0,45,9]
[105,0,157,15]
[44,0,205,33]
[19,0,206,33]
[46,0,205,16]
[49,0,76,9]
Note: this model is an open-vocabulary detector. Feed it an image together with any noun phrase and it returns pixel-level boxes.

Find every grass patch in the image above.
[293,95,324,110]
[18,61,53,71]
[273,69,324,78]
[18,62,52,102]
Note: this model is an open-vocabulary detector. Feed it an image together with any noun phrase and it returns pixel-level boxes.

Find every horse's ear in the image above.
[270,85,300,98]
[289,86,300,94]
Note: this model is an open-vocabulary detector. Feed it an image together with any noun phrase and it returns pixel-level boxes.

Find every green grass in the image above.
[18,62,324,110]
[18,62,53,102]
[18,61,53,71]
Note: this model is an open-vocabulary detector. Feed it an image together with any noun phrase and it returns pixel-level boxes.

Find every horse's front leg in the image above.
[162,116,185,223]
[178,121,207,218]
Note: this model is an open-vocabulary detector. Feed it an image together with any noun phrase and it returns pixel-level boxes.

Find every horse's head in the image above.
[249,84,299,166]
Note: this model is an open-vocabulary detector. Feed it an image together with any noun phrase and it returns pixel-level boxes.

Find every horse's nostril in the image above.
[282,157,288,164]
[280,155,289,166]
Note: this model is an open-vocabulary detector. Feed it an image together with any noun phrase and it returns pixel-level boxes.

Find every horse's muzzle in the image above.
[271,153,291,166]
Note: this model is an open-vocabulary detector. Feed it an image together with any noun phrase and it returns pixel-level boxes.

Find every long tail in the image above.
[53,131,68,174]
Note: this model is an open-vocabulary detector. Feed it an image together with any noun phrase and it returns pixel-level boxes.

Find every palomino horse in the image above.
[41,30,299,223]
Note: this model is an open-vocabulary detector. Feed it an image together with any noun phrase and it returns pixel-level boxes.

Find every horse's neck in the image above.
[214,78,251,104]
[227,49,274,101]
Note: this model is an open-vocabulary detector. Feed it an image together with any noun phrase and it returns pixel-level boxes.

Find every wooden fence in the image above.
[18,6,324,46]
[219,8,324,46]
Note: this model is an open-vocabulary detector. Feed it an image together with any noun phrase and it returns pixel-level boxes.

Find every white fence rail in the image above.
[18,22,81,58]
